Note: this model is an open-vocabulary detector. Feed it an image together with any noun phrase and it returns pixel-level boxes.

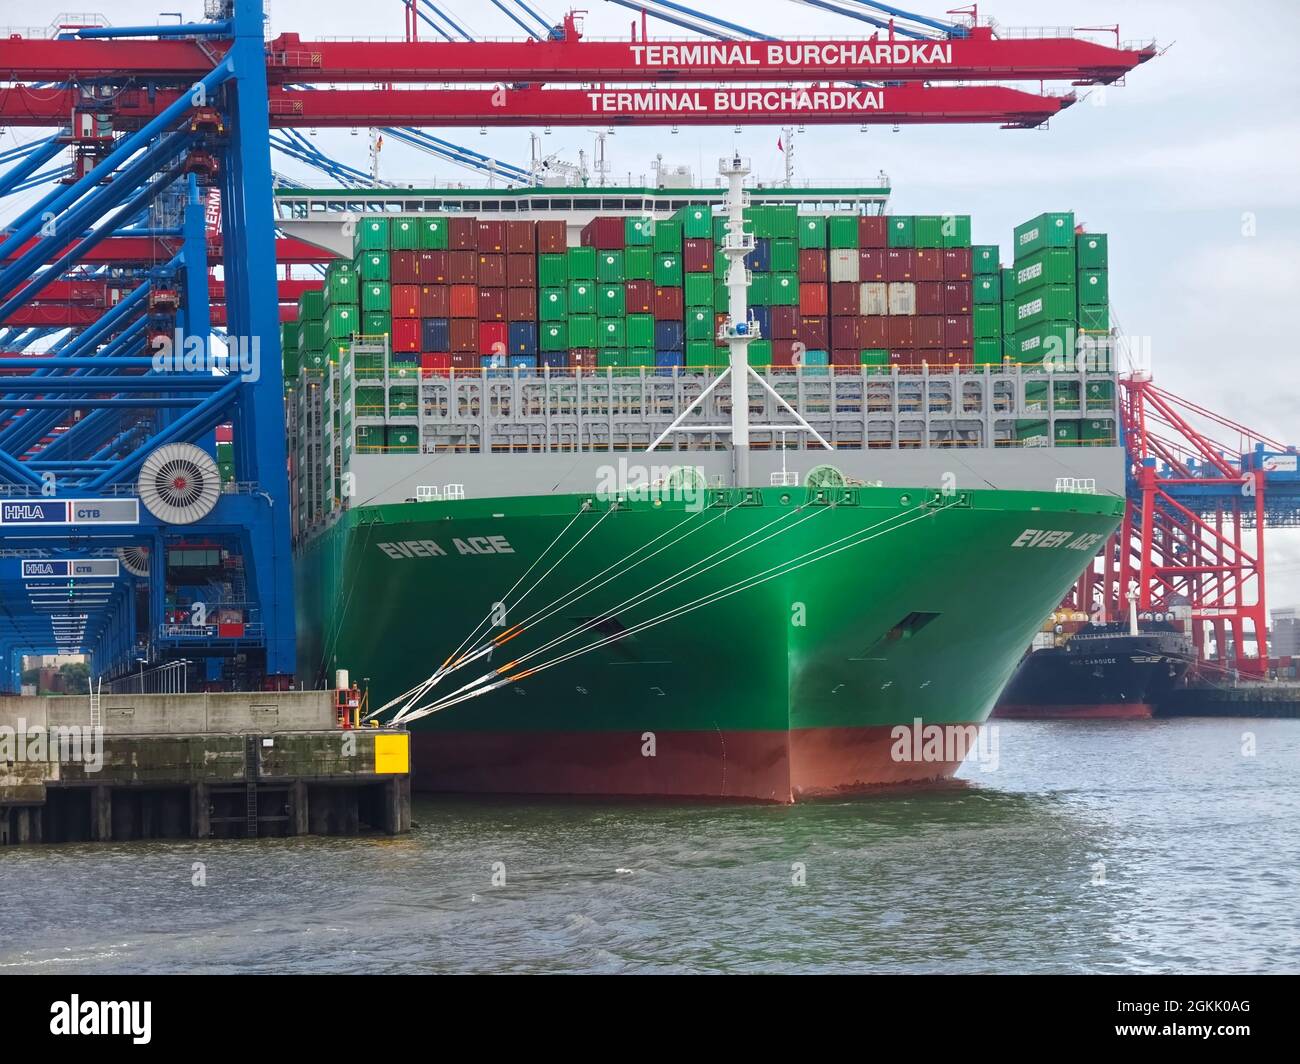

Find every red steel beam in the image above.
[0,236,333,266]
[0,28,1154,84]
[1,84,1074,128]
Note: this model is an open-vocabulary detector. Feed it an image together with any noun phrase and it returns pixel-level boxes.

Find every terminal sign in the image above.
[0,499,139,526]
[21,559,121,579]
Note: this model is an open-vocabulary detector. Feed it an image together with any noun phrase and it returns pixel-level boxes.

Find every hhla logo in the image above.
[49,996,151,1044]
[151,329,261,383]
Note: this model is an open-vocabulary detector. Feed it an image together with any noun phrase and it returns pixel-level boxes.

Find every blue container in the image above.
[390,351,419,365]
[508,353,537,369]
[421,317,449,352]
[654,320,685,350]
[745,237,771,272]
[750,305,771,338]
[541,353,570,369]
[655,351,685,377]
[508,321,538,355]
[802,348,829,377]
[480,353,508,378]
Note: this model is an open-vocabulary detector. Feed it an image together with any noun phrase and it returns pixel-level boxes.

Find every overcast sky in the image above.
[3,0,1299,609]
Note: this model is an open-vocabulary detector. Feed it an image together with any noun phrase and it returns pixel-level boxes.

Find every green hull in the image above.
[296,485,1122,800]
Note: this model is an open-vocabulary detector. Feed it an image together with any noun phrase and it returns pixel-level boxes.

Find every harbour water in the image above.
[2,718,1297,974]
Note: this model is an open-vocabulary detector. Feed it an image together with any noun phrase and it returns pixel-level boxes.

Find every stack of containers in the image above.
[580,214,659,369]
[215,425,235,484]
[296,287,327,373]
[970,244,1003,366]
[653,211,685,373]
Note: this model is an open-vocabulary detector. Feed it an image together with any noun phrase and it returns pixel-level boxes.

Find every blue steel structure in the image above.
[0,0,295,692]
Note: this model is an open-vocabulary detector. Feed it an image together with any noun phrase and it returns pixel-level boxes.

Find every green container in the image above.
[597,250,625,283]
[1076,232,1109,270]
[972,245,1000,275]
[624,216,654,246]
[627,314,655,349]
[1014,284,1075,330]
[568,314,597,348]
[1078,305,1110,331]
[354,385,384,415]
[770,273,798,306]
[797,215,827,249]
[356,217,390,252]
[685,339,716,366]
[1053,380,1081,411]
[418,216,449,249]
[770,238,798,273]
[1001,266,1017,301]
[390,386,418,414]
[1053,420,1081,445]
[362,311,389,336]
[599,285,625,316]
[769,205,798,240]
[1014,321,1076,364]
[390,218,420,251]
[325,268,358,306]
[1077,269,1109,305]
[973,305,1001,339]
[539,288,567,321]
[357,251,390,281]
[685,273,713,307]
[361,281,390,313]
[914,215,945,249]
[887,215,915,248]
[1081,418,1115,444]
[860,348,889,366]
[568,245,597,281]
[298,289,324,321]
[599,317,626,347]
[677,205,712,239]
[973,338,1002,365]
[1014,246,1076,294]
[747,339,772,366]
[386,425,418,452]
[714,280,730,313]
[654,253,683,286]
[653,218,683,253]
[713,249,729,275]
[597,348,625,368]
[973,275,1001,304]
[1086,379,1116,408]
[624,246,653,281]
[298,320,325,351]
[324,306,358,344]
[1015,418,1049,441]
[538,253,568,287]
[1013,211,1075,260]
[541,322,568,352]
[686,307,714,341]
[568,281,596,314]
[828,216,859,249]
[941,215,972,248]
[748,273,771,305]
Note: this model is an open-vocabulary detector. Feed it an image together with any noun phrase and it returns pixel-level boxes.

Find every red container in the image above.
[391,251,420,283]
[859,216,888,248]
[391,318,420,352]
[831,316,860,349]
[450,352,476,369]
[418,284,449,318]
[916,281,944,317]
[415,250,446,284]
[797,315,828,349]
[943,316,972,347]
[830,282,858,317]
[771,305,800,340]
[798,283,828,316]
[942,247,972,280]
[798,248,828,283]
[831,348,859,366]
[449,284,478,318]
[449,217,477,250]
[506,220,535,254]
[683,238,713,273]
[537,220,567,254]
[943,282,972,315]
[914,315,944,349]
[448,250,477,284]
[478,287,506,322]
[421,352,452,370]
[569,348,597,369]
[859,317,888,347]
[580,216,625,249]
[772,339,798,365]
[477,254,506,287]
[476,220,505,253]
[507,254,536,288]
[654,286,684,319]
[392,284,421,318]
[507,287,536,321]
[886,316,915,348]
[885,249,915,282]
[859,248,886,281]
[479,321,507,354]
[625,280,654,314]
[450,318,478,353]
[914,249,944,282]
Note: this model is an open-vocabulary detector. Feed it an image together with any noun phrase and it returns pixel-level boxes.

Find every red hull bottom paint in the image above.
[992,702,1154,721]
[410,725,963,804]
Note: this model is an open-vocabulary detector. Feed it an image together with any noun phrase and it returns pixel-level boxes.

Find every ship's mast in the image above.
[720,154,756,487]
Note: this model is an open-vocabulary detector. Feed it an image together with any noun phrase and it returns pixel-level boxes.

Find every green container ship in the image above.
[283,167,1124,800]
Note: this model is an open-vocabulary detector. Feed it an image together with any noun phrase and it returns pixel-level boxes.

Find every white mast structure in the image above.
[647,154,831,487]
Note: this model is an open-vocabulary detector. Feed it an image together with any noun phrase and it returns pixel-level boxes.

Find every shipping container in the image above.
[418,217,449,250]
[507,287,536,322]
[832,316,861,349]
[1076,232,1109,270]
[799,283,828,317]
[770,305,799,340]
[884,249,915,282]
[1014,246,1075,293]
[770,273,798,306]
[449,250,478,284]
[406,250,436,284]
[449,284,478,318]
[942,247,972,280]
[797,315,828,350]
[683,238,714,273]
[625,247,653,281]
[1077,268,1108,305]
[858,215,887,249]
[653,218,683,253]
[684,273,713,308]
[860,282,889,316]
[507,254,537,288]
[597,250,625,283]
[1013,211,1075,259]
[750,305,771,339]
[1014,285,1075,329]
[625,279,654,314]
[828,215,859,250]
[357,251,389,282]
[798,248,828,283]
[860,316,888,348]
[888,282,917,316]
[943,281,971,315]
[478,254,506,287]
[1014,322,1076,364]
[361,282,390,313]
[885,316,913,348]
[941,215,972,248]
[623,215,653,247]
[540,322,568,352]
[356,217,390,251]
[914,215,945,248]
[568,245,597,281]
[362,310,389,336]
[449,318,478,353]
[509,321,538,354]
[829,248,860,284]
[830,282,859,317]
[973,304,1001,339]
[887,215,915,248]
[627,314,655,349]
[797,215,827,249]
[537,219,567,254]
[654,320,685,350]
[391,218,420,251]
[973,275,1001,304]
[478,287,506,322]
[449,216,477,250]
[914,249,944,282]
[859,248,886,282]
[568,315,597,349]
[770,238,798,274]
[1078,304,1110,331]
[677,205,712,239]
[599,284,626,316]
[391,318,420,352]
[538,253,567,288]
[745,238,772,273]
[390,284,419,319]
[915,281,943,316]
[600,317,627,347]
[421,318,450,352]
[685,308,713,341]
[943,316,972,348]
[324,305,357,343]
[478,322,507,355]
[654,253,683,286]
[654,286,684,319]
[569,281,596,314]
[972,245,1000,275]
[972,338,1002,365]
[580,216,624,250]
[540,287,567,321]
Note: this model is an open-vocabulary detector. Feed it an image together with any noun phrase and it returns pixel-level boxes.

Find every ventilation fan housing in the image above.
[137,443,222,524]
[117,545,151,578]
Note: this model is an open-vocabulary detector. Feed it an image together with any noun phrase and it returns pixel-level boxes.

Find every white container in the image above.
[829,248,860,284]
[860,282,888,316]
[888,281,917,316]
